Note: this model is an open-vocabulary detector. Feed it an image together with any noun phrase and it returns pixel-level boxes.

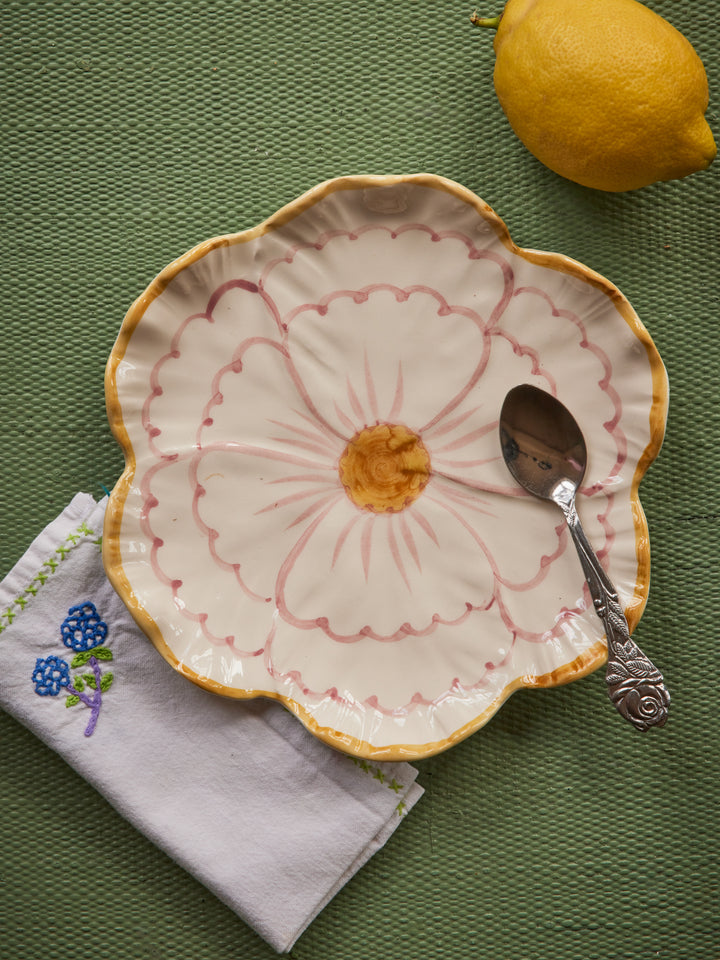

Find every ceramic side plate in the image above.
[104,174,668,760]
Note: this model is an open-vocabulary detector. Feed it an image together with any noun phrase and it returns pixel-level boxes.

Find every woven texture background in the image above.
[1,1,718,957]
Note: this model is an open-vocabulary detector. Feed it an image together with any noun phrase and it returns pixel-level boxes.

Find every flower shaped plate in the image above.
[104,174,668,760]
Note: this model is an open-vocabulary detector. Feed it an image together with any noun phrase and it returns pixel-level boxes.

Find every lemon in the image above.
[472,0,716,191]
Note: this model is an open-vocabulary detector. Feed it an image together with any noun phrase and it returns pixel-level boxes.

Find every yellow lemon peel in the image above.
[472,0,716,191]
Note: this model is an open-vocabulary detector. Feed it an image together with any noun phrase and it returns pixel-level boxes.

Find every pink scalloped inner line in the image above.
[135,219,625,716]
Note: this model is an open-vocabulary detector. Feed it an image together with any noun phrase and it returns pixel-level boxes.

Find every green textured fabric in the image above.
[1,0,718,957]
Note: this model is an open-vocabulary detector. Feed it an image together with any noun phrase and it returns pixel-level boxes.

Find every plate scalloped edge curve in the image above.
[103,173,669,760]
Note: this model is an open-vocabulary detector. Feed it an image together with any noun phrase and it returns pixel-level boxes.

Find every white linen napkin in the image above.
[0,493,423,953]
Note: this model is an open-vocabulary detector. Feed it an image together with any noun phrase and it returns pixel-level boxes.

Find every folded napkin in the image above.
[0,493,423,952]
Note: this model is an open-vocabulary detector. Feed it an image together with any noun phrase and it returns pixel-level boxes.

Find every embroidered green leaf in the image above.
[33,571,48,585]
[71,650,93,668]
[389,778,403,794]
[83,673,97,689]
[73,675,86,692]
[78,521,94,536]
[92,647,113,661]
[65,694,80,708]
[373,768,386,784]
[100,672,114,692]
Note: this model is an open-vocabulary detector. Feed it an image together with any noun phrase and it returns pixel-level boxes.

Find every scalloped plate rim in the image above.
[103,172,669,760]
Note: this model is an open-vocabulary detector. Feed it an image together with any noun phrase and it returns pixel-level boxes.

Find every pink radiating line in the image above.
[274,498,342,622]
[289,405,344,443]
[387,517,411,592]
[334,400,359,435]
[254,483,341,516]
[388,361,404,420]
[272,491,477,643]
[139,217,624,707]
[430,479,496,517]
[420,323,550,443]
[194,439,337,471]
[433,420,497,454]
[268,434,337,459]
[431,477,492,503]
[419,331,493,434]
[286,491,344,530]
[425,488,568,593]
[422,490,498,575]
[433,455,501,470]
[429,466,531,499]
[410,507,440,546]
[346,376,365,422]
[399,513,421,571]
[281,354,350,443]
[422,404,481,440]
[332,513,362,568]
[266,417,338,453]
[280,280,499,448]
[360,514,374,582]
[267,472,339,486]
[364,349,379,422]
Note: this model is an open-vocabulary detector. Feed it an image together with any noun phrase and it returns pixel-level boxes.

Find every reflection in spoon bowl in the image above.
[499,384,670,731]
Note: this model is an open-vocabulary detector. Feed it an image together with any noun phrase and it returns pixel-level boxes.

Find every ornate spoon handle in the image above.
[561,502,670,731]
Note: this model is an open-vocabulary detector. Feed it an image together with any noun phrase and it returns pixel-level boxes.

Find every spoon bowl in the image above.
[499,384,670,731]
[499,384,587,505]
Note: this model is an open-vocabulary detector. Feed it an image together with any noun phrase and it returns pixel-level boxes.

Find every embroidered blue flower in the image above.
[60,601,108,652]
[30,600,115,737]
[32,655,71,696]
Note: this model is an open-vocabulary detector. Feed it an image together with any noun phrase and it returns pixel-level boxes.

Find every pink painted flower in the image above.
[107,176,667,757]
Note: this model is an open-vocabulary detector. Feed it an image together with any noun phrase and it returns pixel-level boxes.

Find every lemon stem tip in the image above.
[470,12,502,29]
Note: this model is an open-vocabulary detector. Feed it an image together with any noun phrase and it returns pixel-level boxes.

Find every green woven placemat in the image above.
[1,1,719,957]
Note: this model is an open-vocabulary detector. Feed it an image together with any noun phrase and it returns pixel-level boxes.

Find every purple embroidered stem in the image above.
[67,655,103,737]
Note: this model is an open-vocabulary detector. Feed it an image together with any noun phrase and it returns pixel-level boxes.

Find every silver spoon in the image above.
[499,383,669,731]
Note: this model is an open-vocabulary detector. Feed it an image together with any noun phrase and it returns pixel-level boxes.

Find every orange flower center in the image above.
[339,423,431,513]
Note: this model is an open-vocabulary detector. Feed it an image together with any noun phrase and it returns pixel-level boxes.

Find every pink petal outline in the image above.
[274,500,478,643]
[136,212,631,721]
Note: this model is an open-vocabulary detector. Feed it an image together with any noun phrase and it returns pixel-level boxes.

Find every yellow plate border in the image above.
[103,173,669,761]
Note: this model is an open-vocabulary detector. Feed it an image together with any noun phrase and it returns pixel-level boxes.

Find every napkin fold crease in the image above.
[0,493,423,952]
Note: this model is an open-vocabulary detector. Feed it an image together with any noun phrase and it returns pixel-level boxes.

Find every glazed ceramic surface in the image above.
[104,174,668,759]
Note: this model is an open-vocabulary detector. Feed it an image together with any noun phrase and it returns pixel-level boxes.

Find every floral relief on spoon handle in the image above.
[563,502,670,731]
